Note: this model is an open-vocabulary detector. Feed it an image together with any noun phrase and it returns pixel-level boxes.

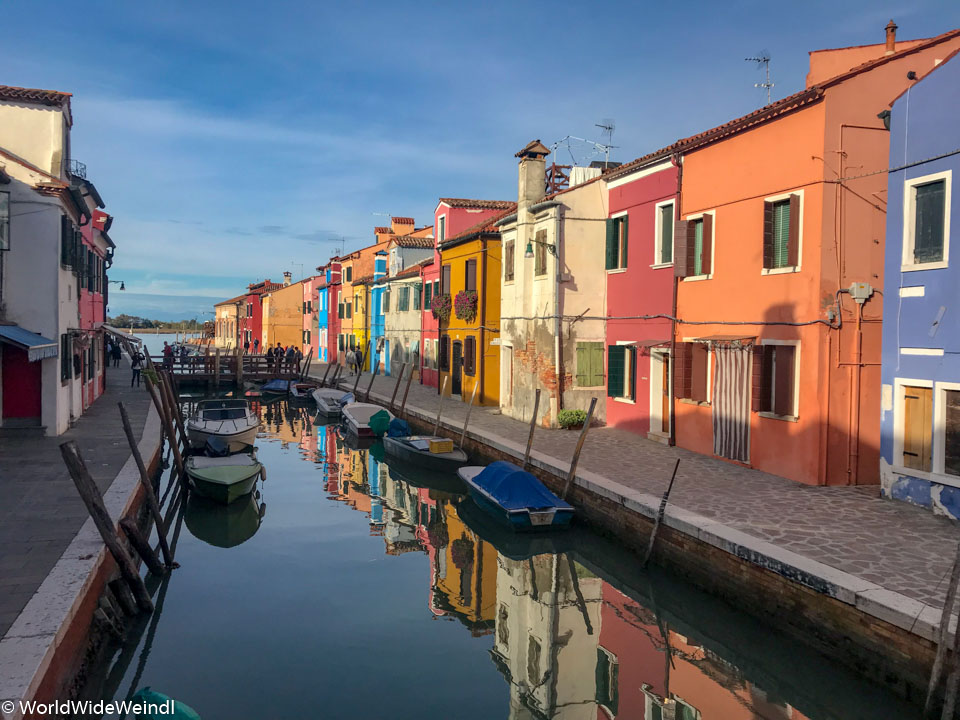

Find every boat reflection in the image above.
[184,491,265,548]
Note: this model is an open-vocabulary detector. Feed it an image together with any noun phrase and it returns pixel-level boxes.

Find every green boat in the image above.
[185,493,265,547]
[185,454,263,504]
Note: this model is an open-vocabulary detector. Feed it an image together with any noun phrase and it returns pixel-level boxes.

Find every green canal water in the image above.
[79,397,921,720]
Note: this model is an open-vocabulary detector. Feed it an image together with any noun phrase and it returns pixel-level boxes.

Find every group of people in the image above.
[104,339,124,369]
[105,337,146,388]
[344,348,364,376]
[241,340,304,370]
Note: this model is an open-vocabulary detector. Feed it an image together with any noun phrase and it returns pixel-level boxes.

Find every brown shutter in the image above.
[787,194,800,267]
[773,345,796,417]
[751,345,764,412]
[762,201,774,270]
[674,342,692,399]
[686,221,698,275]
[690,343,708,403]
[674,220,689,278]
[700,214,713,276]
[466,259,477,292]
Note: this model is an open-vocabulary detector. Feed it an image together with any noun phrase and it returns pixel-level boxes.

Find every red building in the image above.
[603,157,679,440]
[239,279,282,352]
[318,260,341,366]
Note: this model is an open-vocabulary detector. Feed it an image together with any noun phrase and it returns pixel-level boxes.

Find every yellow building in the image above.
[214,294,244,349]
[438,213,508,406]
[261,275,303,350]
[352,277,370,369]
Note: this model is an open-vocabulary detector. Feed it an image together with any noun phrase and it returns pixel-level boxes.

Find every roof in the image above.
[390,258,434,280]
[438,198,515,210]
[390,235,434,249]
[889,45,960,106]
[353,274,375,286]
[0,85,71,108]
[214,293,248,307]
[440,205,516,249]
[515,139,551,159]
[391,216,414,225]
[606,27,960,183]
[374,226,391,234]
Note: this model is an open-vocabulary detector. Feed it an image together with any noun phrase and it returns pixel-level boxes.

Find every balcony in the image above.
[68,159,87,179]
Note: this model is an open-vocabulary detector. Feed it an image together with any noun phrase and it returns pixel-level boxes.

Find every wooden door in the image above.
[660,353,670,434]
[903,386,932,471]
[452,341,463,396]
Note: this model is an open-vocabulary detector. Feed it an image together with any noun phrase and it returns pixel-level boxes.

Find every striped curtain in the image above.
[712,345,751,462]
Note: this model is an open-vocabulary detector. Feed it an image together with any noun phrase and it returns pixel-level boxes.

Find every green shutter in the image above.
[620,216,628,268]
[576,344,588,386]
[661,205,673,264]
[772,200,790,268]
[607,346,624,397]
[590,343,604,386]
[693,220,704,276]
[605,219,617,270]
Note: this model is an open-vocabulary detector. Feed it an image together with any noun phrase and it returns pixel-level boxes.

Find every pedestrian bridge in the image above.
[144,352,301,386]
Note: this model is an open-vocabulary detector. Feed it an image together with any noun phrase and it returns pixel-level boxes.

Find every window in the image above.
[655,201,674,265]
[0,191,9,251]
[504,240,515,281]
[575,342,604,387]
[441,265,451,295]
[87,249,95,291]
[433,339,439,369]
[438,215,446,244]
[423,281,432,311]
[338,334,344,351]
[439,335,450,371]
[464,336,476,376]
[527,636,542,684]
[345,266,353,282]
[675,214,713,278]
[434,279,440,300]
[942,389,960,477]
[763,195,800,271]
[465,259,477,292]
[60,216,73,267]
[902,385,932,471]
[675,342,710,403]
[60,334,72,382]
[383,290,390,313]
[607,345,636,401]
[413,283,422,311]
[338,302,344,319]
[345,302,352,319]
[534,229,548,276]
[605,215,628,270]
[398,286,410,311]
[595,648,619,716]
[752,343,798,418]
[497,605,509,649]
[904,172,951,268]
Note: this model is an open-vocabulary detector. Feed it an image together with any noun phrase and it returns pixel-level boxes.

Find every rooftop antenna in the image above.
[746,52,774,105]
[595,119,616,165]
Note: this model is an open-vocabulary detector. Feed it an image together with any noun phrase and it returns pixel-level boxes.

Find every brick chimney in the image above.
[885,20,898,55]
[515,139,551,211]
[283,271,292,286]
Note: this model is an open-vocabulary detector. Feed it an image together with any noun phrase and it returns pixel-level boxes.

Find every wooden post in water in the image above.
[145,376,184,477]
[301,355,312,382]
[236,346,244,387]
[459,380,480,447]
[161,370,188,448]
[926,543,960,717]
[642,458,681,568]
[118,402,173,568]
[319,362,332,388]
[522,390,541,470]
[433,376,449,435]
[214,348,221,389]
[59,441,153,612]
[561,397,597,500]
[119,518,166,576]
[352,340,371,396]
[364,356,380,402]
[399,364,415,417]
[390,363,407,410]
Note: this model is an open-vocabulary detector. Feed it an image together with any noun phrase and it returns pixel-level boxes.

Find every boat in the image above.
[186,399,260,451]
[457,461,574,530]
[457,496,574,560]
[341,402,394,438]
[289,381,317,401]
[185,492,265,548]
[383,434,468,473]
[260,378,291,394]
[185,453,263,504]
[131,687,202,719]
[312,388,349,417]
[385,461,467,496]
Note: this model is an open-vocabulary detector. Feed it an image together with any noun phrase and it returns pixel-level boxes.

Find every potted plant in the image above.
[431,293,452,321]
[557,409,587,429]
[454,290,478,322]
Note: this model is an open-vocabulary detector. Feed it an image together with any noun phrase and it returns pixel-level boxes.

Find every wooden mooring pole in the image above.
[364,355,380,402]
[459,380,480,447]
[145,375,185,478]
[399,364,415,417]
[118,402,174,568]
[119,518,166,577]
[389,363,407,410]
[161,370,188,447]
[925,542,960,717]
[642,458,681,568]
[214,348,221,389]
[352,341,371,397]
[59,441,153,613]
[319,362,332,388]
[236,346,244,386]
[433,376,449,434]
[522,389,541,470]
[561,397,597,500]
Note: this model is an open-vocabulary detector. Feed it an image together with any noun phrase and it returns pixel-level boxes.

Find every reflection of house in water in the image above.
[258,400,308,447]
[491,553,603,719]
[380,467,423,555]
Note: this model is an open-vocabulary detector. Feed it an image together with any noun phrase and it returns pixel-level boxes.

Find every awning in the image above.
[693,334,757,346]
[0,325,58,361]
[102,324,142,345]
[627,339,670,349]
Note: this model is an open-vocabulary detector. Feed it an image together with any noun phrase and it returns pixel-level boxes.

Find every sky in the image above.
[6,0,960,320]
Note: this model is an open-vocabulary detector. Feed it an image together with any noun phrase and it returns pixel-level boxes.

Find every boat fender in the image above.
[260,466,267,483]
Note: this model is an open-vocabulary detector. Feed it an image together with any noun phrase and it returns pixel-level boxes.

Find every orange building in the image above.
[670,25,960,486]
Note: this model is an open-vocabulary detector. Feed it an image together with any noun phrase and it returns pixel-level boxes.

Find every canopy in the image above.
[472,461,573,511]
[101,324,142,345]
[0,324,58,361]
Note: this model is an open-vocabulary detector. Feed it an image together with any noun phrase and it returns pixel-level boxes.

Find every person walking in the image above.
[354,347,364,376]
[112,341,123,368]
[244,339,250,353]
[346,349,355,376]
[253,337,260,354]
[285,344,295,373]
[130,351,143,387]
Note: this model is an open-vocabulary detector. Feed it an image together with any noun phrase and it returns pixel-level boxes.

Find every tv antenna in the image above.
[746,52,774,105]
[595,119,616,163]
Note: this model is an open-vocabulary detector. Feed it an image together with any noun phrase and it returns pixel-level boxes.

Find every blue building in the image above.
[317,267,330,362]
[880,52,960,518]
[369,252,388,375]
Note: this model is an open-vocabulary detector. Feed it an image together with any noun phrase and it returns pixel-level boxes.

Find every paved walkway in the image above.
[312,365,960,613]
[0,359,150,639]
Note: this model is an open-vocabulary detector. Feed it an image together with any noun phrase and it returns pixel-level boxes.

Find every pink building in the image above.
[301,274,323,359]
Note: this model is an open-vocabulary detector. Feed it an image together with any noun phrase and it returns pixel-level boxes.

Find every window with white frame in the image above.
[605,214,628,270]
[935,383,960,477]
[607,344,636,401]
[903,171,951,269]
[655,201,673,265]
[753,341,799,419]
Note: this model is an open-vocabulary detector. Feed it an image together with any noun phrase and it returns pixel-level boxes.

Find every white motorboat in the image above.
[312,388,350,417]
[341,402,394,438]
[187,399,260,452]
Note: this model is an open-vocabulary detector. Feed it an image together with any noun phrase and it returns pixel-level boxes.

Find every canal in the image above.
[79,394,921,719]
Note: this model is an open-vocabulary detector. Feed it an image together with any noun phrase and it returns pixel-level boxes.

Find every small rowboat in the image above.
[289,381,317,401]
[312,388,350,417]
[383,435,468,473]
[341,402,394,438]
[457,461,574,531]
[186,454,263,504]
[260,378,291,394]
[187,399,259,452]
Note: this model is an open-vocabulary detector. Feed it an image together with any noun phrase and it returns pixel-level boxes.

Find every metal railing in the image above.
[68,159,87,179]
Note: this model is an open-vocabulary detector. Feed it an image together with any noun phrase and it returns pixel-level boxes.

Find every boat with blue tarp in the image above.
[456,460,574,530]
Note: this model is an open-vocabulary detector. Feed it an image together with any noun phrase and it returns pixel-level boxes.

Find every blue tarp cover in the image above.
[387,418,411,437]
[472,461,573,511]
[261,378,290,393]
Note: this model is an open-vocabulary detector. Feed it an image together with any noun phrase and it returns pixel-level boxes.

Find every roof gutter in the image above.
[529,199,561,214]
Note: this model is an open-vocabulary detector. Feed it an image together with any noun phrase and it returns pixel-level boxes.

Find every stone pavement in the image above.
[312,364,960,613]
[0,359,150,639]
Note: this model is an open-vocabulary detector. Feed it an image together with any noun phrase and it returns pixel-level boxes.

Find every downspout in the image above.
[669,153,682,447]
[555,207,563,414]
[480,237,487,405]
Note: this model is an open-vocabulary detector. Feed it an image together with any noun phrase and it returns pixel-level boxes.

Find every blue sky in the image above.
[6,0,960,320]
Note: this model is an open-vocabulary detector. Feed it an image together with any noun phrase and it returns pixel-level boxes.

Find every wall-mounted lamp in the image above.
[108,280,126,291]
[524,238,558,259]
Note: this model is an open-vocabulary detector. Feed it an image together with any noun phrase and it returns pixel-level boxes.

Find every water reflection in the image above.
[80,403,919,720]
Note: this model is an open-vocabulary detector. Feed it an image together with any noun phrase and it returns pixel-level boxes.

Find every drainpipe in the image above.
[480,237,487,405]
[669,153,682,447]
[555,207,563,415]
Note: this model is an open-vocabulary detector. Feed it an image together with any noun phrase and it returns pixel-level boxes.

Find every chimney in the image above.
[885,20,898,55]
[515,139,551,210]
[283,271,292,286]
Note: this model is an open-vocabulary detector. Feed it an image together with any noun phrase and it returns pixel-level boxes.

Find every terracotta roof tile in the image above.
[215,293,249,306]
[0,85,71,107]
[438,198,515,210]
[441,205,517,247]
[390,235,434,249]
[391,216,414,225]
[374,226,391,234]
